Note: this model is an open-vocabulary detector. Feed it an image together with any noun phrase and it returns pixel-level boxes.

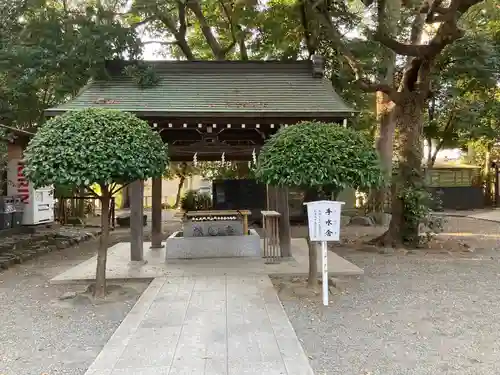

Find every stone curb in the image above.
[0,230,102,271]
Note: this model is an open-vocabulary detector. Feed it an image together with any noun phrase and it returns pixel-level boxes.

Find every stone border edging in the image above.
[0,230,102,271]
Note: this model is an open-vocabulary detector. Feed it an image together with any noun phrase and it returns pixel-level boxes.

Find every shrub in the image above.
[181,190,212,211]
[23,108,168,297]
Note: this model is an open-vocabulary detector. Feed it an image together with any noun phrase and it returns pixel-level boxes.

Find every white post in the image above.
[304,200,345,307]
[321,240,328,306]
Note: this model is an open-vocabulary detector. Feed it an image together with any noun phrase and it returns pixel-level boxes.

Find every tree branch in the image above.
[178,1,188,39]
[218,0,239,57]
[86,186,101,198]
[313,6,363,80]
[110,183,128,196]
[420,0,449,23]
[373,31,430,57]
[186,0,226,60]
[158,6,195,60]
[311,3,402,103]
[430,111,455,166]
[300,0,318,57]
[129,15,157,29]
[374,0,479,58]
[359,81,403,104]
[142,40,177,46]
[238,33,249,60]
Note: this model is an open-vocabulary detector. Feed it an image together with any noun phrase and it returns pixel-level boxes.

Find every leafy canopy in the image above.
[255,121,383,193]
[23,108,168,190]
[0,1,141,128]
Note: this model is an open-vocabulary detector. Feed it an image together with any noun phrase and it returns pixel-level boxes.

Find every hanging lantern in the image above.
[252,148,257,165]
[193,152,198,167]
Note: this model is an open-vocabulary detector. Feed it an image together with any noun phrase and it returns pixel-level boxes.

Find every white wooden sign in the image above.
[304,200,344,242]
[304,200,345,306]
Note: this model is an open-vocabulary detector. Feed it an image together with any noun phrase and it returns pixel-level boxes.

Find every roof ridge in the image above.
[105,59,312,73]
[106,59,311,64]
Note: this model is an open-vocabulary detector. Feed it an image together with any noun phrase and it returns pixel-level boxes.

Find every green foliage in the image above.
[23,108,168,191]
[424,0,500,162]
[164,162,198,180]
[180,190,212,211]
[198,161,256,180]
[0,1,141,128]
[256,121,383,195]
[399,185,444,246]
[124,63,160,88]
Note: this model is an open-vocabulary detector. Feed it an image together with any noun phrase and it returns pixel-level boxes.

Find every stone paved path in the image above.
[86,275,315,375]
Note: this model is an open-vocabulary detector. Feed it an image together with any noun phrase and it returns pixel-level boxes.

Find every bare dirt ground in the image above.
[277,216,500,375]
[2,214,498,375]
[290,216,500,255]
[0,231,149,375]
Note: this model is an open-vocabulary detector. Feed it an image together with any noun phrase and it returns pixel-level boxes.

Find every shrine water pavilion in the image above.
[45,57,355,260]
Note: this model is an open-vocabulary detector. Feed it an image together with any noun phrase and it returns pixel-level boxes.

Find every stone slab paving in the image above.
[51,239,363,284]
[85,275,315,375]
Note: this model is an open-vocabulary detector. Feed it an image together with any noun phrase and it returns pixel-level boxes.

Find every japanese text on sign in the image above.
[304,200,344,241]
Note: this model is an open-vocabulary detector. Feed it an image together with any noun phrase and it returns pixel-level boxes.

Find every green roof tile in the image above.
[45,60,355,119]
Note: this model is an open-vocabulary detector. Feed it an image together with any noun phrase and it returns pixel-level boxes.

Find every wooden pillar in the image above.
[151,177,164,248]
[267,185,291,257]
[130,180,144,261]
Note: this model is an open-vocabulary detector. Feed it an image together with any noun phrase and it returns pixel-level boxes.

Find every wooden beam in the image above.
[168,144,261,162]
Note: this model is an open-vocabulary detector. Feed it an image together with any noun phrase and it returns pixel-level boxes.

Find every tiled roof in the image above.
[45,60,355,119]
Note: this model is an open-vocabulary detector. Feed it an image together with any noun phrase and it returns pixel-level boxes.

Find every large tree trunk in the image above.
[174,176,186,208]
[371,93,396,213]
[368,0,400,215]
[94,186,110,298]
[376,93,425,247]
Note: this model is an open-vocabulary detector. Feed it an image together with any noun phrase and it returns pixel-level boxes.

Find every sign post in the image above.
[304,200,345,306]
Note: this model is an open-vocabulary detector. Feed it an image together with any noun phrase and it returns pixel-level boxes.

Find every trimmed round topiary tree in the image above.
[23,108,168,297]
[255,121,383,287]
[256,121,384,197]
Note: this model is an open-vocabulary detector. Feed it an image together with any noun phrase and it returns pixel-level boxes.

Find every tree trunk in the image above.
[174,176,186,208]
[484,143,493,205]
[77,186,85,218]
[368,0,400,214]
[121,185,130,209]
[306,235,318,289]
[426,138,433,167]
[371,92,396,213]
[375,93,425,247]
[429,142,441,168]
[236,162,250,178]
[305,186,325,289]
[94,186,110,298]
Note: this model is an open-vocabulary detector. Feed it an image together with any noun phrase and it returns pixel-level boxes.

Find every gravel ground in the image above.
[0,231,149,375]
[278,217,500,375]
